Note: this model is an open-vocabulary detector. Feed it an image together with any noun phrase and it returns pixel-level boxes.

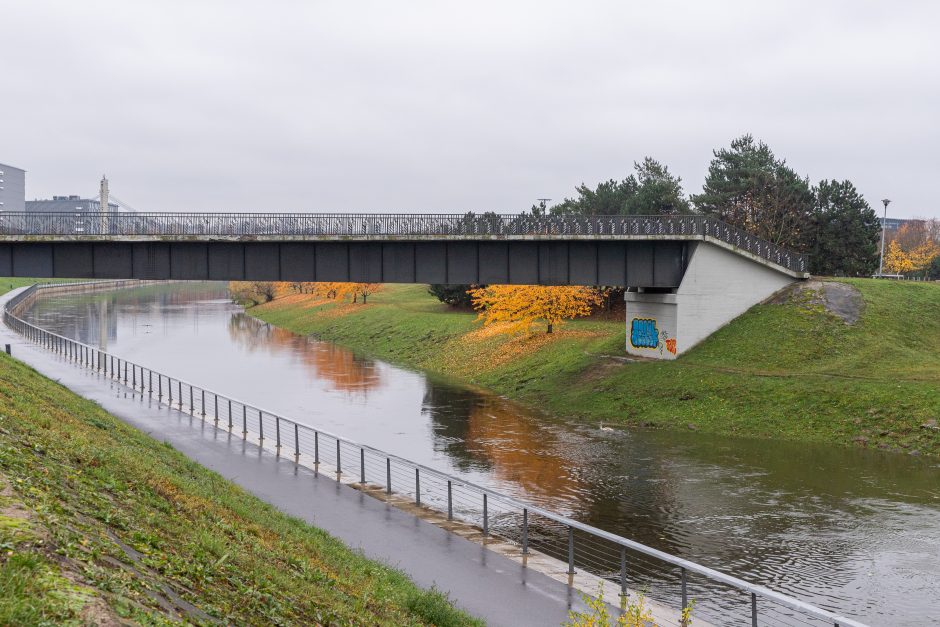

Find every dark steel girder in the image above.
[0,240,690,288]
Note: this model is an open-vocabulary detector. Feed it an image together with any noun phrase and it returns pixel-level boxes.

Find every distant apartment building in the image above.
[0,162,26,212]
[880,217,912,231]
[26,195,119,213]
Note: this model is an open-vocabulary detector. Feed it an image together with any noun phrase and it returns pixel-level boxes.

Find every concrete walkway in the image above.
[0,288,589,627]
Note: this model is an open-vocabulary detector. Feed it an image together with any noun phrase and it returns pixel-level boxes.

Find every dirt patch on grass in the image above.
[768,280,864,324]
[575,357,628,384]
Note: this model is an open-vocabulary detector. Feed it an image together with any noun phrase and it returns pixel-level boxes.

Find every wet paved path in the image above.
[1,287,589,627]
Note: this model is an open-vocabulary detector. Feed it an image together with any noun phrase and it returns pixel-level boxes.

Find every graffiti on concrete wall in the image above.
[629,318,678,356]
[630,318,659,349]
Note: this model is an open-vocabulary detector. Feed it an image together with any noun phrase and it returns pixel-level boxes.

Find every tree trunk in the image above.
[547,322,553,334]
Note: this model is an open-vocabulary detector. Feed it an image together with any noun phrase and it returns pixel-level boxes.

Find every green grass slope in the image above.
[251,279,940,456]
[0,354,477,625]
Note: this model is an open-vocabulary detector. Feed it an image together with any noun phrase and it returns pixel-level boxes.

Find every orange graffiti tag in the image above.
[665,338,677,355]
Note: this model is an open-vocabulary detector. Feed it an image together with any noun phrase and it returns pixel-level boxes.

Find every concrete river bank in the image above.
[18,282,940,625]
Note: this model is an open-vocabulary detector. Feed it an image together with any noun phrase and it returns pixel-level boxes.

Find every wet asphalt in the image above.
[0,287,588,627]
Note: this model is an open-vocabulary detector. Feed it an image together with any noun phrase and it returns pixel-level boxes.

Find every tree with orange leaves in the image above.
[351,283,382,303]
[310,282,382,303]
[883,240,914,274]
[909,240,940,275]
[468,285,602,334]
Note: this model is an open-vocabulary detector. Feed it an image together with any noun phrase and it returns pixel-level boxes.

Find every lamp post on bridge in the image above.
[878,198,891,277]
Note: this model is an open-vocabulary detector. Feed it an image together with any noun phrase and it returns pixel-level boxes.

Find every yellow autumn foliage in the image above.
[909,240,940,272]
[468,284,602,334]
[883,240,914,274]
[229,281,383,305]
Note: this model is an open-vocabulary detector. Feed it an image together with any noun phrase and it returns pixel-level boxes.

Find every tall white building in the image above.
[0,162,26,212]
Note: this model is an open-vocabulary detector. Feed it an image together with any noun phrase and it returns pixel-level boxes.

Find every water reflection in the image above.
[18,282,940,624]
[228,313,381,394]
[423,384,587,505]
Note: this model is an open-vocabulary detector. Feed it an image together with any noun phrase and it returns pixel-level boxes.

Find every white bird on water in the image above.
[599,423,614,433]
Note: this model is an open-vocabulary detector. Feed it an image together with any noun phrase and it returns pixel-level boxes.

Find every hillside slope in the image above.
[251,279,940,456]
[0,351,476,625]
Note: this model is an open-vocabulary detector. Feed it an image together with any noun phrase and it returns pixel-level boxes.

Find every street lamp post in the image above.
[878,198,891,276]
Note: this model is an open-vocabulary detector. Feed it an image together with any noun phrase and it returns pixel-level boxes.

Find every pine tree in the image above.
[810,179,881,276]
[692,134,815,251]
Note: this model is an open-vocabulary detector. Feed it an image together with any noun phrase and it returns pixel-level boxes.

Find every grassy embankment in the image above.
[251,279,940,456]
[0,285,478,625]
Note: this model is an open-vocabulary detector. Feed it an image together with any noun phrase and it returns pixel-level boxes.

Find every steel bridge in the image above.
[0,212,807,285]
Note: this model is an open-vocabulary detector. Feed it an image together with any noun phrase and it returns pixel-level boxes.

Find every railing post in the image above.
[483,493,488,536]
[386,458,391,494]
[314,431,319,466]
[751,592,757,627]
[567,525,575,576]
[620,546,628,599]
[201,389,206,417]
[148,370,152,394]
[360,448,365,484]
[335,439,341,474]
[447,480,453,520]
[293,423,299,459]
[415,468,421,506]
[167,377,172,404]
[227,399,233,431]
[275,416,281,450]
[242,405,247,439]
[189,386,193,412]
[178,381,182,408]
[522,508,529,555]
[158,374,162,399]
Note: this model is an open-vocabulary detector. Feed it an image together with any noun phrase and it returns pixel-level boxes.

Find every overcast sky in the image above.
[2,1,938,218]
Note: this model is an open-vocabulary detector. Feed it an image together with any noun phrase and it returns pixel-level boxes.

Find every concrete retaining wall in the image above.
[626,242,798,359]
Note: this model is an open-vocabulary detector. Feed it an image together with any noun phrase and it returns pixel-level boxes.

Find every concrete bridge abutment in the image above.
[625,241,800,360]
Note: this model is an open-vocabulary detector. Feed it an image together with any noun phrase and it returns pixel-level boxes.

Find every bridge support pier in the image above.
[625,242,799,360]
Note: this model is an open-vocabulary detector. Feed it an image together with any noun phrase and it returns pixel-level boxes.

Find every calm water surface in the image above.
[22,283,940,625]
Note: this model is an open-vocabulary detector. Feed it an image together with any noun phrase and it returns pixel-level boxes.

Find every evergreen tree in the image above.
[692,134,815,251]
[549,158,689,216]
[550,177,638,216]
[623,158,691,215]
[810,180,881,276]
[428,284,478,308]
[928,256,940,280]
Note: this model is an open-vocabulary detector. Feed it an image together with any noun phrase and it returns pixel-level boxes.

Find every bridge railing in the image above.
[0,212,808,273]
[4,280,865,626]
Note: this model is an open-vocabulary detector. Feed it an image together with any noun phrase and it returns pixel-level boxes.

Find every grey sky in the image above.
[2,1,938,218]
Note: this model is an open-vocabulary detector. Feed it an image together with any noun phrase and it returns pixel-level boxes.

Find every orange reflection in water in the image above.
[227,314,381,394]
[461,398,585,506]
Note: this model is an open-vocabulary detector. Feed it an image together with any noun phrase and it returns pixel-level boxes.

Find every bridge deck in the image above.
[0,212,808,277]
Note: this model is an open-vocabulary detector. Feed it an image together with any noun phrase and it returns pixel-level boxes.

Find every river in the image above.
[20,282,940,625]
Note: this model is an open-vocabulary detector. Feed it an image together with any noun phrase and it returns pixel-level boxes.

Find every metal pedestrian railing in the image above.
[3,281,864,627]
[0,212,808,274]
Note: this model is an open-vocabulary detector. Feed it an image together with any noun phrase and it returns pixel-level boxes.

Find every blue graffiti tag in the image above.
[630,318,659,349]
